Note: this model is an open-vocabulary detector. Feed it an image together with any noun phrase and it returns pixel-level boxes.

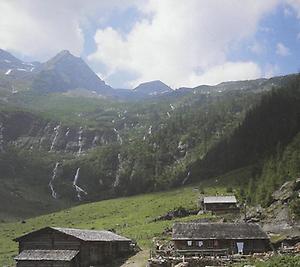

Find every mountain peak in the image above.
[58,49,72,55]
[32,50,112,94]
[48,50,78,64]
[134,80,172,96]
[0,48,22,64]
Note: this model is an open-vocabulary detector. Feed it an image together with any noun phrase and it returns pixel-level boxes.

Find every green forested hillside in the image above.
[0,74,299,220]
[190,75,300,205]
[0,82,262,218]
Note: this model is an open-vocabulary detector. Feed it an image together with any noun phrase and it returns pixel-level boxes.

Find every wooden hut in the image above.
[14,227,133,267]
[172,222,270,256]
[14,249,80,267]
[201,196,239,214]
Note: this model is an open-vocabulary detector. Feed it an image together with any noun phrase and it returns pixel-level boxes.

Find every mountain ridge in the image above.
[0,48,297,99]
[0,47,299,225]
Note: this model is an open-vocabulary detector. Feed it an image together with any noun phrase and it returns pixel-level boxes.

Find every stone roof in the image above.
[203,196,237,204]
[53,227,131,242]
[172,223,269,240]
[15,250,79,261]
[14,227,131,242]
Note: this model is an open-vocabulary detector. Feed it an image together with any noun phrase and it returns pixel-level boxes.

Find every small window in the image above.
[187,240,192,246]
[198,241,203,247]
[207,240,214,248]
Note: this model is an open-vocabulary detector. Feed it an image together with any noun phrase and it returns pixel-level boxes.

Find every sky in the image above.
[0,0,299,89]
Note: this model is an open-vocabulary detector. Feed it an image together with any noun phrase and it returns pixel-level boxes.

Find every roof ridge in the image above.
[14,226,131,242]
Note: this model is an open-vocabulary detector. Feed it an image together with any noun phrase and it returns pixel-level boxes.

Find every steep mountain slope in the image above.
[0,47,299,221]
[0,49,22,69]
[190,75,300,205]
[32,50,112,94]
[0,49,112,96]
[0,49,40,95]
[0,49,40,75]
[0,85,262,219]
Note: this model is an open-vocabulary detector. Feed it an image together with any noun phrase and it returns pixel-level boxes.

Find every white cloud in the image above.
[286,0,300,18]
[89,0,279,88]
[0,0,137,61]
[0,1,83,60]
[189,61,262,86]
[276,42,291,56]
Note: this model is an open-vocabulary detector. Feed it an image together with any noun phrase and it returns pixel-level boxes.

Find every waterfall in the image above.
[73,168,88,201]
[0,123,4,152]
[148,125,152,135]
[65,128,70,136]
[100,135,107,145]
[5,69,12,75]
[49,162,60,199]
[50,124,61,151]
[182,171,191,185]
[92,135,99,147]
[170,104,175,110]
[113,154,122,187]
[167,112,171,118]
[113,128,123,145]
[178,141,186,152]
[77,127,83,156]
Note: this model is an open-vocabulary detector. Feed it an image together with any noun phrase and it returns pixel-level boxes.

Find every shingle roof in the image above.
[14,227,131,242]
[172,223,269,240]
[203,196,237,204]
[14,250,79,261]
[52,227,131,242]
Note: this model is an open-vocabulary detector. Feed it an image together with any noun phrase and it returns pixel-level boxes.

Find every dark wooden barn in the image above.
[14,227,133,267]
[201,196,240,214]
[172,222,270,256]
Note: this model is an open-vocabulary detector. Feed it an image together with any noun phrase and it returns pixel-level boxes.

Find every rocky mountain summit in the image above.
[32,50,112,94]
[0,49,112,96]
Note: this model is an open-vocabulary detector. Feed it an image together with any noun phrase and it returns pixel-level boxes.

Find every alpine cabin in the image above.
[201,195,240,214]
[172,222,270,256]
[14,227,133,267]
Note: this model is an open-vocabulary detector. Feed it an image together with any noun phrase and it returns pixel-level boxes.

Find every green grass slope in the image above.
[0,185,228,266]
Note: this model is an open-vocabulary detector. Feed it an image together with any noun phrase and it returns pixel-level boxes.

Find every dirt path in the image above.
[120,250,149,267]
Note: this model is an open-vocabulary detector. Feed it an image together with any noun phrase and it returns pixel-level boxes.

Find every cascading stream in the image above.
[50,124,61,151]
[73,168,88,200]
[113,153,122,187]
[182,171,191,185]
[49,162,60,199]
[77,127,83,156]
[113,128,123,145]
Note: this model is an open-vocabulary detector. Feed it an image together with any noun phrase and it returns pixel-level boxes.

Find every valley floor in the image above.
[1,175,299,267]
[119,250,149,267]
[0,185,212,266]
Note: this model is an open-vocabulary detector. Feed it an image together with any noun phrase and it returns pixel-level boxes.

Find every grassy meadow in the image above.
[0,185,226,266]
